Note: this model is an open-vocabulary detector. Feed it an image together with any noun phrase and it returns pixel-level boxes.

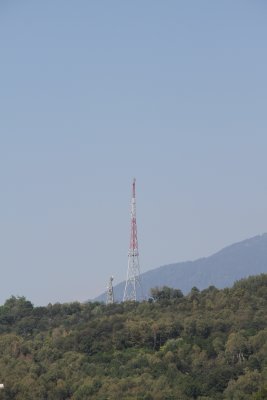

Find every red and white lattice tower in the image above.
[123,178,144,302]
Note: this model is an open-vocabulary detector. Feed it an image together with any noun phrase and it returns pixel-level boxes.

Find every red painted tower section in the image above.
[130,179,138,253]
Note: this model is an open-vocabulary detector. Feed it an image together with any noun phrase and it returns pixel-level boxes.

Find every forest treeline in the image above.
[0,274,267,399]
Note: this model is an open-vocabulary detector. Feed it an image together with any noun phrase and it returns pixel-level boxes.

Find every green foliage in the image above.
[0,274,266,399]
[150,286,183,302]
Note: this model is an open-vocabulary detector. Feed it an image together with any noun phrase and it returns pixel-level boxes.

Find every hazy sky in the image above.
[1,1,267,305]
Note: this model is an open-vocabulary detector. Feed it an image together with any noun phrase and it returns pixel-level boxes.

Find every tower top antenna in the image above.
[132,178,136,198]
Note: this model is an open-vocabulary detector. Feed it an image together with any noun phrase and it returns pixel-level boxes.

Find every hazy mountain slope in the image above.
[95,233,267,302]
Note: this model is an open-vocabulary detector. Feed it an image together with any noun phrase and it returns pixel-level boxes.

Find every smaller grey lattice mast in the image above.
[123,178,143,302]
[106,276,114,305]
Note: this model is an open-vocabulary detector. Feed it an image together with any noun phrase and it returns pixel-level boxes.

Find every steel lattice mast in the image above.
[123,178,143,302]
[106,276,114,305]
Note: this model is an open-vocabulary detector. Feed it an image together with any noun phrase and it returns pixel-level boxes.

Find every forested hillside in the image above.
[0,274,267,399]
[96,233,267,302]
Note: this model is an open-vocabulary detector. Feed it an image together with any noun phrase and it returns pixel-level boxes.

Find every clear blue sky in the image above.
[0,1,267,305]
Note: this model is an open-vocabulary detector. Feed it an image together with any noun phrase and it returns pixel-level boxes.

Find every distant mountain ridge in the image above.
[95,233,267,302]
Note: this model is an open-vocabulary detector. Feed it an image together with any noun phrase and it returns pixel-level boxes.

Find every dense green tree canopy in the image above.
[0,274,266,399]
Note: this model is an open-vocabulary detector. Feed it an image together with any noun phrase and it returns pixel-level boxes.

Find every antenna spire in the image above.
[123,179,143,301]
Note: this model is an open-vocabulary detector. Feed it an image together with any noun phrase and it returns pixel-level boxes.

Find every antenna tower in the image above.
[106,276,114,305]
[123,178,143,301]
